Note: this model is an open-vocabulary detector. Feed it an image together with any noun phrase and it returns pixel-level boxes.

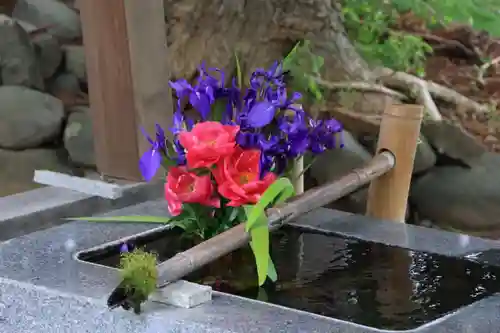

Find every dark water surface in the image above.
[79,227,500,331]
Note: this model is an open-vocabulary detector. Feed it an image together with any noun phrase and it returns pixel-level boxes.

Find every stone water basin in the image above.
[78,224,500,331]
[2,199,500,332]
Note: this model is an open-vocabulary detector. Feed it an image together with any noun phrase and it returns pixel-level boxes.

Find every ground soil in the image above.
[396,12,500,151]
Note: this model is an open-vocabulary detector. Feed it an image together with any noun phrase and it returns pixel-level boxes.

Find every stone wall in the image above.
[0,0,92,196]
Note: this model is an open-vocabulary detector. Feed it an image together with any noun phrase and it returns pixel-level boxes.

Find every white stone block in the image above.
[151,280,212,308]
[33,170,125,199]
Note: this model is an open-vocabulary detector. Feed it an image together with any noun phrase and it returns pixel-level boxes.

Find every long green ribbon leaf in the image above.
[244,177,295,285]
[245,177,295,232]
[66,216,172,223]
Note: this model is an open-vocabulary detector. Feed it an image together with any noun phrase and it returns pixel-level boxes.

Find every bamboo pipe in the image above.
[156,151,395,287]
[366,104,424,222]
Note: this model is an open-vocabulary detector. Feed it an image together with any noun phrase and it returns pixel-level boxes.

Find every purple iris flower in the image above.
[247,101,277,128]
[258,136,288,177]
[120,243,129,253]
[221,78,242,124]
[308,118,344,154]
[236,131,262,149]
[286,131,310,158]
[170,139,187,166]
[170,108,188,135]
[245,67,302,128]
[139,124,166,182]
[169,79,213,120]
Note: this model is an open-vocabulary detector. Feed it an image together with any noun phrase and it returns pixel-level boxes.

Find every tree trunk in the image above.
[164,0,398,116]
[164,0,370,81]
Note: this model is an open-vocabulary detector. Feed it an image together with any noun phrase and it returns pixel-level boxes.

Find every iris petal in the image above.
[139,149,162,181]
[247,101,276,128]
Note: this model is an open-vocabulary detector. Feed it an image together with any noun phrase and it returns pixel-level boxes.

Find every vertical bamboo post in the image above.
[366,104,423,222]
[291,156,304,195]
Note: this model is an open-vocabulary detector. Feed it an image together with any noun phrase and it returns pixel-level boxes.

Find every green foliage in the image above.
[120,249,158,305]
[395,0,500,35]
[342,0,430,75]
[244,177,295,286]
[282,40,325,103]
[341,0,500,74]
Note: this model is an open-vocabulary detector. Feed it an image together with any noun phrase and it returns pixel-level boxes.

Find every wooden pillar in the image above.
[366,104,423,222]
[79,0,173,181]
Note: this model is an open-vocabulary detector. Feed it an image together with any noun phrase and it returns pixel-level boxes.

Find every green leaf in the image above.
[227,207,240,223]
[66,215,173,223]
[244,205,269,285]
[243,177,295,286]
[211,98,227,122]
[245,177,295,232]
[282,42,300,68]
[234,51,243,89]
[256,287,269,302]
[250,223,269,286]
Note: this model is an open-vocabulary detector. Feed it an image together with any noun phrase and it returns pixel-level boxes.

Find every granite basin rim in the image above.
[73,224,173,270]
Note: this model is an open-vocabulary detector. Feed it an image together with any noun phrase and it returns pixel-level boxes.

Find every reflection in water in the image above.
[80,227,500,331]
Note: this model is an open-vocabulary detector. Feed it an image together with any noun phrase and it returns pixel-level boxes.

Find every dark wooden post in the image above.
[79,0,173,181]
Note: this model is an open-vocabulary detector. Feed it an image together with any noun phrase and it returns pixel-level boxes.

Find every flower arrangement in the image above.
[81,55,344,313]
[137,61,343,237]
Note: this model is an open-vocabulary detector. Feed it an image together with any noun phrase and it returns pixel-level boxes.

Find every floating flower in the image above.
[164,166,220,216]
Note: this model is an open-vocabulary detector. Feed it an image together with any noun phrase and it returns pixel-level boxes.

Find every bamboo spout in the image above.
[156,151,395,287]
[366,104,424,222]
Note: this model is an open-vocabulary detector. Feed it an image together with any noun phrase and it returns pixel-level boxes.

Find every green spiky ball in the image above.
[119,249,158,302]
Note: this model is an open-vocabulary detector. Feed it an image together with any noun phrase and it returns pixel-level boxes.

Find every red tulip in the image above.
[178,121,240,169]
[164,166,220,216]
[213,147,276,207]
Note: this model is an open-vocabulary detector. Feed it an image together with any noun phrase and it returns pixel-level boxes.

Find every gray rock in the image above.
[0,148,71,197]
[12,0,82,40]
[311,131,372,184]
[411,152,500,232]
[48,72,80,94]
[357,133,436,174]
[64,108,95,167]
[309,131,411,218]
[309,131,372,214]
[422,119,487,167]
[62,45,85,81]
[0,15,43,89]
[414,135,437,174]
[0,86,64,149]
[16,19,63,79]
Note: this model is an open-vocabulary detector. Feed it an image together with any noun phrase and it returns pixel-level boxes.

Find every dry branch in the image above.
[477,56,500,86]
[374,67,489,116]
[313,77,408,100]
[373,68,441,121]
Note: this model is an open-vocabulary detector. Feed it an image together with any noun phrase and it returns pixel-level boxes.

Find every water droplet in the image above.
[64,239,76,252]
